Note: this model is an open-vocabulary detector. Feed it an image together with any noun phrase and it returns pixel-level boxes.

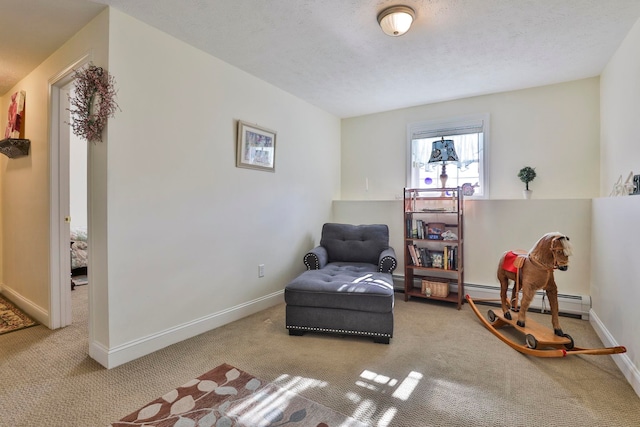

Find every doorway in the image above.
[49,55,91,329]
[68,83,89,292]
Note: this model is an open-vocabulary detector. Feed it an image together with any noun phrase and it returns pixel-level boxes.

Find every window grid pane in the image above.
[411,133,483,196]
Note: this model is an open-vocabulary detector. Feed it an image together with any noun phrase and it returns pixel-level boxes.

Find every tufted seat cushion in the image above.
[285,263,394,313]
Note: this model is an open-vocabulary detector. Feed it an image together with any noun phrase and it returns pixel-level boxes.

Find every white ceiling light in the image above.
[377,5,415,37]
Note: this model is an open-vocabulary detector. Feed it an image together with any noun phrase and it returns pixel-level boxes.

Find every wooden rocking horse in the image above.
[497,232,572,337]
[466,232,626,357]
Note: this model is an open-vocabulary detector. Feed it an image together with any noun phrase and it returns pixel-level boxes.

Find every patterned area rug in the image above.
[0,294,37,335]
[111,363,368,427]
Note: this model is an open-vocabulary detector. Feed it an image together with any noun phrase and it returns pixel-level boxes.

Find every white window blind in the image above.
[410,120,485,139]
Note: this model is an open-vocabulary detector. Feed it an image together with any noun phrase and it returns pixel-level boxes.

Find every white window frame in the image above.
[406,113,490,199]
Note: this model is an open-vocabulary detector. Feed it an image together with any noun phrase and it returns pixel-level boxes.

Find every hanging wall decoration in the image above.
[69,64,119,143]
[236,120,277,172]
[4,90,25,139]
[0,90,30,159]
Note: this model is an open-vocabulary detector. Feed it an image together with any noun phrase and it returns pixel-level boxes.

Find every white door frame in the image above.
[48,54,91,329]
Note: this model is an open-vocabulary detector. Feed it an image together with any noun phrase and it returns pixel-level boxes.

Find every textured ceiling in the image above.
[3,0,640,118]
[0,0,106,96]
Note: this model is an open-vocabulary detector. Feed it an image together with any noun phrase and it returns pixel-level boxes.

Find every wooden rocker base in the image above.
[466,295,627,358]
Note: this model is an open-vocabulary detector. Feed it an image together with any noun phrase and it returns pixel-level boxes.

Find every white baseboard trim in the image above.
[90,290,285,369]
[589,309,640,399]
[0,284,49,326]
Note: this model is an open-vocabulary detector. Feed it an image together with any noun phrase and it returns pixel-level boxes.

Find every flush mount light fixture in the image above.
[377,5,415,36]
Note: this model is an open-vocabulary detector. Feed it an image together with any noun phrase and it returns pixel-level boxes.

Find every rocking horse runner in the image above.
[466,232,626,357]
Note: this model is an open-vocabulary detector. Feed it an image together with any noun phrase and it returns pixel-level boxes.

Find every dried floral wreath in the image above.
[68,64,119,143]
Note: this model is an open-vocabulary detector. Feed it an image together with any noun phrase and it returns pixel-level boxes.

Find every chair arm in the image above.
[378,247,397,274]
[304,246,328,270]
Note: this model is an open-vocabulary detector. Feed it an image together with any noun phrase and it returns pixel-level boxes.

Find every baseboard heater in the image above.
[392,275,591,320]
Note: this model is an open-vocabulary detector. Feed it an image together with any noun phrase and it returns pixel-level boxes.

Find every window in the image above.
[407,114,489,198]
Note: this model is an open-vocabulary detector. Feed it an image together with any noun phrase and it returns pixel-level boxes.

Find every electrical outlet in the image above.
[258,264,265,278]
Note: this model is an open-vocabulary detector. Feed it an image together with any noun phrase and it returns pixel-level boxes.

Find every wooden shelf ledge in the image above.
[0,138,30,158]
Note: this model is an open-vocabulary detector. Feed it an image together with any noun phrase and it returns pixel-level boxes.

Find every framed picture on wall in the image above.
[236,120,277,172]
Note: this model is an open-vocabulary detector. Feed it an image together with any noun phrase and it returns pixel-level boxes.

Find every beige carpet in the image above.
[0,286,639,426]
[71,275,88,287]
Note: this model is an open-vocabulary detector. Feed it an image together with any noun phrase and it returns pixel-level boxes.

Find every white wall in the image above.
[463,199,591,293]
[594,16,640,396]
[0,10,109,325]
[98,10,340,366]
[334,199,592,297]
[341,78,600,201]
[600,22,640,197]
[339,79,600,300]
[1,8,339,368]
[70,131,87,229]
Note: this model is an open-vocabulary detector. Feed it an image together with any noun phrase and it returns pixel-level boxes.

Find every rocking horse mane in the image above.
[528,232,573,269]
[529,231,573,256]
[559,235,573,256]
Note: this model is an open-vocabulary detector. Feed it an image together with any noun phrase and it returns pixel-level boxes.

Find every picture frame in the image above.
[236,120,277,172]
[430,251,444,268]
[4,90,25,139]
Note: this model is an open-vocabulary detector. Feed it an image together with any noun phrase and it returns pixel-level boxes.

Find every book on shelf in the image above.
[452,245,458,270]
[408,245,438,268]
[419,247,431,267]
[416,219,423,239]
[444,246,449,270]
[408,244,420,266]
[406,218,439,241]
[408,245,457,270]
[408,244,461,270]
[451,246,455,269]
[443,245,457,270]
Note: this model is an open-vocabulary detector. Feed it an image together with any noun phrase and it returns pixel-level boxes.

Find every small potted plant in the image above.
[518,166,536,199]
